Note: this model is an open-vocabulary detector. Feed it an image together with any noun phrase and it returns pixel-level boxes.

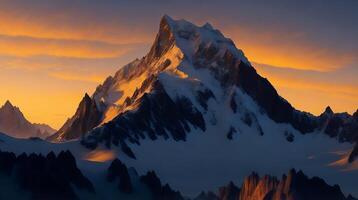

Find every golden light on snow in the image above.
[83,150,116,163]
[327,149,358,172]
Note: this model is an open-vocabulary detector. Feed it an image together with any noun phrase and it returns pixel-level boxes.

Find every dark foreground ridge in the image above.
[0,151,356,200]
[0,150,94,200]
[195,169,357,200]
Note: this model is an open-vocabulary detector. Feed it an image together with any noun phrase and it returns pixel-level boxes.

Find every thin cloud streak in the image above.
[0,34,148,59]
[254,62,358,115]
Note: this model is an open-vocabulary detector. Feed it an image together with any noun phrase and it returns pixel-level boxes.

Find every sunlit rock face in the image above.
[0,101,55,139]
[195,169,352,200]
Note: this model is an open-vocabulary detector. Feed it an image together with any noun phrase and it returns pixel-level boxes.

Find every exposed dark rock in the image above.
[226,126,236,140]
[284,131,295,143]
[324,106,334,116]
[140,170,184,200]
[107,159,133,193]
[353,109,358,120]
[237,169,347,200]
[242,113,252,127]
[48,93,102,141]
[0,150,16,175]
[230,94,237,113]
[218,182,240,200]
[316,110,358,160]
[0,150,94,200]
[234,62,317,134]
[82,81,206,158]
[196,89,215,111]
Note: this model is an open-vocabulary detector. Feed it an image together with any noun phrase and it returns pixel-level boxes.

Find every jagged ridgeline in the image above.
[47,15,358,162]
[0,101,56,139]
[0,150,356,200]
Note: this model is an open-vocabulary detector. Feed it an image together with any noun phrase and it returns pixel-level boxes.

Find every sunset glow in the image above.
[0,0,357,129]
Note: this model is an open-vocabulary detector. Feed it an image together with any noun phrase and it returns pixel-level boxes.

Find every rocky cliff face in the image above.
[195,169,354,200]
[48,93,102,142]
[317,107,358,162]
[0,150,94,200]
[0,101,56,139]
[48,15,358,166]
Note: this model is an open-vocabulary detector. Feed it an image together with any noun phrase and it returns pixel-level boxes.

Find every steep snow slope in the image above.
[0,131,357,198]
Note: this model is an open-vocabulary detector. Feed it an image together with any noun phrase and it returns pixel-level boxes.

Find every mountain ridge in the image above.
[0,100,56,139]
[49,15,358,163]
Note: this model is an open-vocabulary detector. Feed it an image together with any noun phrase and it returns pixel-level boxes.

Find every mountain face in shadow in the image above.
[0,150,94,200]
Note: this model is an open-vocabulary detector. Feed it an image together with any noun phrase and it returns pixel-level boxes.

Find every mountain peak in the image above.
[323,106,334,115]
[1,100,15,110]
[1,100,20,114]
[4,100,13,107]
[84,93,91,100]
[0,101,55,138]
[353,109,358,119]
[156,15,250,65]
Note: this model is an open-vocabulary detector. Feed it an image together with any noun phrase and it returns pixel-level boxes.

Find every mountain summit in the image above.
[49,16,358,163]
[0,101,56,138]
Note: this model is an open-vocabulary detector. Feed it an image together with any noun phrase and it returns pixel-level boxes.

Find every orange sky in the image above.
[0,1,357,129]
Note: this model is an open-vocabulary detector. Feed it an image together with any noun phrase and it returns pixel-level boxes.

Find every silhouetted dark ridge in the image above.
[0,150,94,200]
[49,93,103,142]
[107,158,133,193]
[324,106,334,115]
[218,182,240,200]
[353,109,358,119]
[140,170,184,200]
[347,194,358,200]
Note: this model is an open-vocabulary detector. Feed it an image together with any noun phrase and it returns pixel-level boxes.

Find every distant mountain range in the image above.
[0,100,56,138]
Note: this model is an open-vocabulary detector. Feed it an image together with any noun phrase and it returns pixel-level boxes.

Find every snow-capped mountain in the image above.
[50,15,358,160]
[0,100,56,139]
[45,15,358,197]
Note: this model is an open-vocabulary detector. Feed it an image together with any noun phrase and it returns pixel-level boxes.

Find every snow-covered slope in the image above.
[43,15,358,197]
[0,133,357,199]
[0,101,56,139]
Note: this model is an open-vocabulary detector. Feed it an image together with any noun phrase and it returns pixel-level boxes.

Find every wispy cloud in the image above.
[254,62,358,115]
[227,27,357,72]
[0,34,147,59]
[49,71,105,83]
